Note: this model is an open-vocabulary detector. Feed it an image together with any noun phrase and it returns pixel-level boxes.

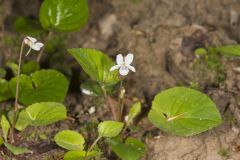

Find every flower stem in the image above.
[117,78,125,121]
[101,86,117,120]
[36,31,52,63]
[10,41,25,143]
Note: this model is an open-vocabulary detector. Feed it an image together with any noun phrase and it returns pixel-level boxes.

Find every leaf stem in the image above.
[36,31,52,63]
[85,136,101,159]
[10,40,25,143]
[101,86,117,120]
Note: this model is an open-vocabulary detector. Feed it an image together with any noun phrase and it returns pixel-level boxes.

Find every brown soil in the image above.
[1,0,240,159]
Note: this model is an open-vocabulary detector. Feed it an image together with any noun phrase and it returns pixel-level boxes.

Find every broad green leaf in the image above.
[4,142,29,155]
[22,61,40,75]
[1,115,10,141]
[148,87,222,136]
[14,16,43,36]
[80,81,103,96]
[64,151,100,160]
[68,48,119,85]
[39,0,88,32]
[128,102,141,123]
[54,130,85,151]
[216,45,240,56]
[108,137,146,160]
[9,69,68,105]
[98,121,124,138]
[0,78,12,102]
[25,102,67,126]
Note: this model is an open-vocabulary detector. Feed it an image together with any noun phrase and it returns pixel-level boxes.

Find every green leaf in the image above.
[215,45,240,56]
[8,110,31,131]
[0,68,6,78]
[194,48,207,55]
[25,102,67,126]
[0,135,3,146]
[54,130,85,151]
[39,0,88,32]
[64,151,100,160]
[22,61,40,75]
[128,102,141,123]
[1,115,10,141]
[14,16,43,36]
[4,142,29,155]
[9,69,68,105]
[68,48,119,85]
[108,137,146,160]
[80,81,103,96]
[6,62,18,76]
[0,78,12,102]
[98,121,124,138]
[148,87,222,136]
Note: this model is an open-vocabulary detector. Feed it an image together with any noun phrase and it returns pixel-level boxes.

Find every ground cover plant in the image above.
[0,0,240,159]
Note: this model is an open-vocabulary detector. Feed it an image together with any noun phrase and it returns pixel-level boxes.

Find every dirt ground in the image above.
[1,0,240,159]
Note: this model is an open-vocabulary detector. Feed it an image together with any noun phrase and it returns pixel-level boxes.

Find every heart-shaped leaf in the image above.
[9,69,68,105]
[108,137,146,160]
[148,87,222,136]
[64,151,100,160]
[25,102,67,126]
[98,121,124,138]
[54,130,85,151]
[128,102,141,123]
[22,61,40,75]
[68,48,119,85]
[4,142,29,155]
[40,0,88,32]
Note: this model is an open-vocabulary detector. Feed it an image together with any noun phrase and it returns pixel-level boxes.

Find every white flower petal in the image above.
[31,42,44,51]
[119,66,129,76]
[116,54,124,65]
[110,65,120,71]
[124,53,134,65]
[26,36,37,43]
[127,65,136,72]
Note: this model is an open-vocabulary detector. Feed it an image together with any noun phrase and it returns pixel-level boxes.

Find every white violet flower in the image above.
[110,53,136,76]
[23,36,44,55]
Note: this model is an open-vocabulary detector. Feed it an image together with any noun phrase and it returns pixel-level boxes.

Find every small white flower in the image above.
[88,106,96,114]
[23,36,44,54]
[110,53,136,76]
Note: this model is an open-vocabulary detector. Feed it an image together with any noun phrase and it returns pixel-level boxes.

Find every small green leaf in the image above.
[0,135,3,146]
[6,62,18,76]
[22,61,40,75]
[14,16,43,36]
[128,102,141,123]
[64,151,100,160]
[80,81,103,96]
[4,142,29,155]
[39,0,88,32]
[7,110,30,131]
[98,121,124,138]
[25,102,67,126]
[148,87,222,136]
[194,48,207,55]
[54,130,85,151]
[68,48,119,85]
[0,78,12,102]
[9,69,69,105]
[215,45,240,56]
[0,68,6,78]
[108,137,146,160]
[1,115,10,141]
